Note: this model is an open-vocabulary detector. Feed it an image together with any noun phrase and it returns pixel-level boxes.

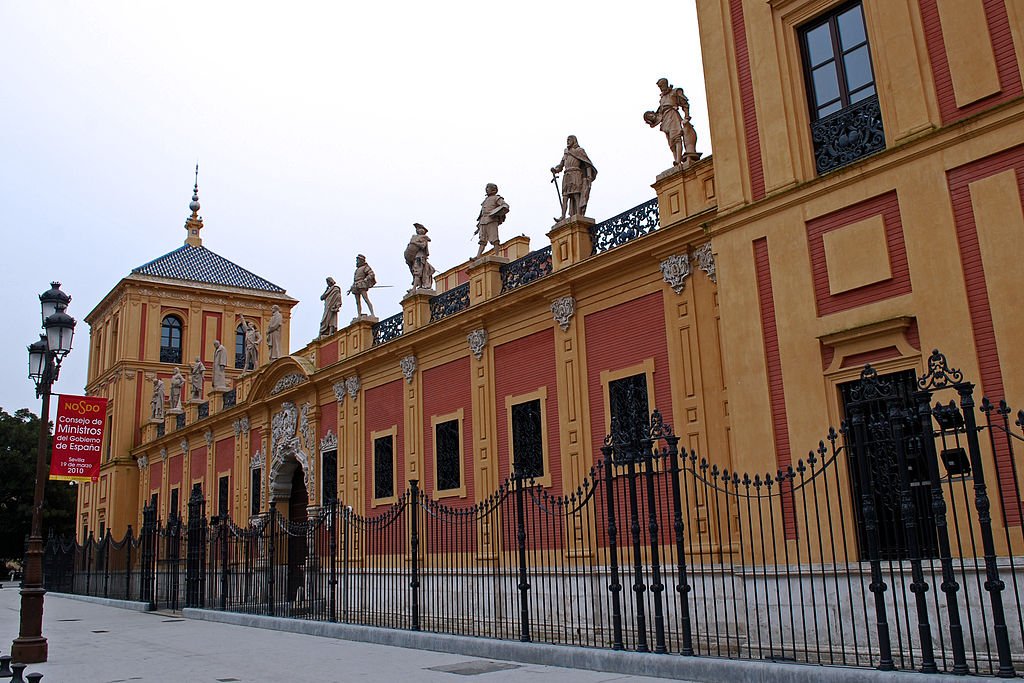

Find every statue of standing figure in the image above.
[168,367,185,412]
[150,375,165,420]
[474,183,510,259]
[645,78,699,167]
[348,255,376,317]
[405,223,436,291]
[212,340,229,390]
[242,317,261,371]
[551,135,598,222]
[190,356,205,401]
[319,277,342,337]
[267,305,283,361]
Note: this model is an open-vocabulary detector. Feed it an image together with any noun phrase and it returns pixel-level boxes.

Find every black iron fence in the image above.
[44,351,1024,676]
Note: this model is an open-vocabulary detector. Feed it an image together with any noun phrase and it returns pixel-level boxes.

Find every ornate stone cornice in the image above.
[694,242,716,283]
[345,375,360,399]
[660,254,691,294]
[270,373,307,396]
[467,329,488,360]
[400,355,417,383]
[320,429,337,453]
[251,450,264,469]
[551,296,576,332]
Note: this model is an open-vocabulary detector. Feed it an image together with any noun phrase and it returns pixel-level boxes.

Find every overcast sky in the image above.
[0,1,709,415]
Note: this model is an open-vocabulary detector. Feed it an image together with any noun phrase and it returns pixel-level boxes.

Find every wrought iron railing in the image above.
[500,246,552,293]
[156,423,165,438]
[223,389,236,409]
[811,94,885,175]
[198,402,209,420]
[372,313,403,346]
[590,198,660,254]
[176,413,186,430]
[429,283,470,322]
[159,347,182,364]
[44,351,1024,677]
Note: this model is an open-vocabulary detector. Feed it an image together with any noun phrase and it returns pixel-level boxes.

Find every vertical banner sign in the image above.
[50,394,108,482]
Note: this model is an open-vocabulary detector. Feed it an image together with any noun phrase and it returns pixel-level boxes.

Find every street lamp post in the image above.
[11,282,76,664]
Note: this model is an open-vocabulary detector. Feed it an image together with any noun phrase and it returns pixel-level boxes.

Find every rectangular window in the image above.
[840,369,937,561]
[435,419,462,492]
[608,372,650,455]
[321,449,337,504]
[799,1,884,173]
[150,492,158,515]
[250,469,261,516]
[170,488,179,518]
[511,399,544,479]
[218,476,229,516]
[373,434,394,502]
[105,416,113,462]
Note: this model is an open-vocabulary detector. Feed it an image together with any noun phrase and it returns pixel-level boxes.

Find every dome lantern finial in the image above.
[184,163,204,247]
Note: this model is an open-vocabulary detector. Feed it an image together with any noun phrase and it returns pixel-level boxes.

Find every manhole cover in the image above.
[425,661,522,676]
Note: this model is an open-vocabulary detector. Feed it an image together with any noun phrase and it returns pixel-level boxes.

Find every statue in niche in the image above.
[212,339,228,390]
[168,367,184,412]
[190,356,205,401]
[348,254,376,317]
[474,183,510,258]
[644,77,699,167]
[550,135,598,222]
[319,277,342,337]
[405,223,436,290]
[150,375,165,420]
[242,317,261,371]
[267,305,283,361]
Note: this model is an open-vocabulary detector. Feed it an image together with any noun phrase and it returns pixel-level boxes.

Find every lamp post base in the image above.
[11,585,48,663]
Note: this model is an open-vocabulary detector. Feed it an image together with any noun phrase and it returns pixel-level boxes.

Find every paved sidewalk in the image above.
[0,586,684,683]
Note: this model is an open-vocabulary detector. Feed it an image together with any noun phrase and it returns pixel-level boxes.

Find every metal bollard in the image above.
[0,655,12,678]
[9,663,24,683]
[25,674,42,683]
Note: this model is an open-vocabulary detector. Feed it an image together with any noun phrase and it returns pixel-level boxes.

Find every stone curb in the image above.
[182,608,1004,683]
[48,592,152,612]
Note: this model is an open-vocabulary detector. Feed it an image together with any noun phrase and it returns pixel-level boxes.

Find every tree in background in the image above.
[0,407,77,563]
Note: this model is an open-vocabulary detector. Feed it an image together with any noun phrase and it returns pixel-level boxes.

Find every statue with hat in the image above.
[405,223,436,291]
[319,277,342,337]
[474,183,510,259]
[348,254,376,317]
[644,77,699,167]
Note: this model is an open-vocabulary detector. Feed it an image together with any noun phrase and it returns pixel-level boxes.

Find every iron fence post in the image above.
[665,433,693,655]
[267,503,276,616]
[514,471,532,642]
[328,499,337,623]
[410,480,421,631]
[642,431,667,654]
[601,442,624,651]
[957,382,1015,677]
[125,525,133,601]
[342,504,350,622]
[626,455,649,653]
[103,530,110,598]
[849,389,894,671]
[219,513,229,611]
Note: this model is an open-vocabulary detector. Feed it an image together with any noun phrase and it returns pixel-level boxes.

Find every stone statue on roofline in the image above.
[267,305,283,360]
[212,339,229,390]
[150,374,165,420]
[241,316,261,371]
[551,135,598,222]
[348,255,376,318]
[645,77,700,168]
[474,183,510,259]
[405,223,436,291]
[168,367,185,413]
[319,277,342,337]
[190,356,205,401]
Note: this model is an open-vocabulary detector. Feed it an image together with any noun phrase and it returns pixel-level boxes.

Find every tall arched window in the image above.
[160,315,183,364]
[235,324,246,369]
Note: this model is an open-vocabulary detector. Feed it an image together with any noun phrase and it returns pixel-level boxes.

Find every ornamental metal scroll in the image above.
[429,283,470,322]
[372,312,404,346]
[811,94,885,175]
[500,246,553,293]
[590,198,660,254]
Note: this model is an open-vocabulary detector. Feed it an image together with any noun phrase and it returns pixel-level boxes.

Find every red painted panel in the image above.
[319,341,338,368]
[169,455,183,487]
[201,312,223,363]
[138,303,147,361]
[919,0,1023,125]
[422,357,474,504]
[320,401,338,441]
[841,346,900,369]
[755,238,797,537]
[251,428,262,459]
[729,0,766,201]
[584,291,673,462]
[215,437,233,473]
[150,460,163,491]
[947,144,1024,523]
[364,379,405,510]
[134,374,143,447]
[807,191,912,316]
[494,328,561,489]
[191,446,206,482]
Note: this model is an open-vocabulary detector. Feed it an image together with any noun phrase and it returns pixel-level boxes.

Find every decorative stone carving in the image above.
[694,242,716,283]
[190,357,205,401]
[240,416,250,435]
[267,305,283,361]
[212,340,229,390]
[137,455,148,470]
[204,430,214,449]
[233,419,242,436]
[551,296,576,332]
[475,184,510,258]
[467,329,488,360]
[168,367,185,413]
[405,223,436,291]
[180,438,189,454]
[270,401,313,499]
[660,254,691,294]
[270,373,307,396]
[400,355,417,383]
[644,77,700,168]
[241,316,261,371]
[320,429,337,453]
[345,375,360,399]
[299,403,314,455]
[333,381,347,404]
[320,277,343,337]
[150,375,165,420]
[160,447,167,462]
[251,450,264,469]
[551,135,597,221]
[348,255,376,318]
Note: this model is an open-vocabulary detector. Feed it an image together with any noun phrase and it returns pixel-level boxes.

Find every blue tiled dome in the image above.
[131,245,285,293]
